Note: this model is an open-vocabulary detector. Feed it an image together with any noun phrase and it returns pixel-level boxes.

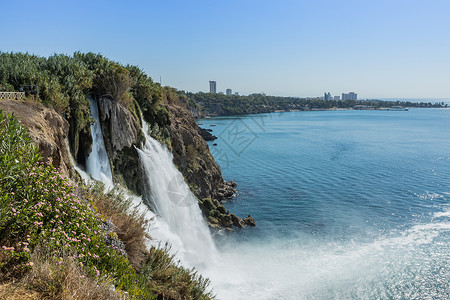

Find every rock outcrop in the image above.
[96,97,146,194]
[243,215,256,227]
[0,100,72,177]
[198,127,217,141]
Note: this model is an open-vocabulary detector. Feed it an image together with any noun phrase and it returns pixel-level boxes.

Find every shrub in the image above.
[0,82,14,92]
[141,244,214,300]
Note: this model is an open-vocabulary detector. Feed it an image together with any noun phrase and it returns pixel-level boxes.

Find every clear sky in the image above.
[1,0,449,98]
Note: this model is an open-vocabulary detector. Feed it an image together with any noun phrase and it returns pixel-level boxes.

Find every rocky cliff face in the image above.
[96,97,146,194]
[0,100,73,177]
[162,101,252,229]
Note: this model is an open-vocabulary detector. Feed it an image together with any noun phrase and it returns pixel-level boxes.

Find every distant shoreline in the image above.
[197,106,448,120]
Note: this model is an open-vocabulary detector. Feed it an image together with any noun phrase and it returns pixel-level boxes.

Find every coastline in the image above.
[196,105,448,120]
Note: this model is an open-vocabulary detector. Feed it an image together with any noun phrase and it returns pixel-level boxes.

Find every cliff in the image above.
[162,100,252,228]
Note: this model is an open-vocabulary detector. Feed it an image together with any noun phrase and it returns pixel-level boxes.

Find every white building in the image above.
[342,92,357,101]
[209,81,216,93]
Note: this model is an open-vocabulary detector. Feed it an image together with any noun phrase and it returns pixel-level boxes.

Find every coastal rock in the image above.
[230,213,245,228]
[220,214,233,227]
[198,127,217,141]
[0,100,73,177]
[217,182,235,199]
[243,215,256,227]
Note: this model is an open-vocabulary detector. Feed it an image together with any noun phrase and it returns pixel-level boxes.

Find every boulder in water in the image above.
[243,215,256,227]
[230,213,245,228]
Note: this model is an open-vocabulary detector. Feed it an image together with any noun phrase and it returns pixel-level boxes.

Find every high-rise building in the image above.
[334,96,340,101]
[342,92,357,101]
[226,89,232,95]
[209,81,216,93]
[324,92,331,101]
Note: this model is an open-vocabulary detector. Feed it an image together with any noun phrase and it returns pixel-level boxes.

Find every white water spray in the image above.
[85,97,113,189]
[137,121,217,267]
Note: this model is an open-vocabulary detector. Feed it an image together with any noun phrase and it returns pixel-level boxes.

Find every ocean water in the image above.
[199,109,450,299]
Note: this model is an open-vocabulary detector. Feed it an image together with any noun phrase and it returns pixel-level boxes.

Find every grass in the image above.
[141,244,215,300]
[20,250,120,300]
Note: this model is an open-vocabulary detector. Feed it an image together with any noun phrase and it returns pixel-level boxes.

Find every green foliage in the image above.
[0,111,41,192]
[126,65,162,109]
[201,198,215,211]
[95,62,133,106]
[141,243,214,300]
[147,121,171,147]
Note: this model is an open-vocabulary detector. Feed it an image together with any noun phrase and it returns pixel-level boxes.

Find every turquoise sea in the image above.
[199,109,450,299]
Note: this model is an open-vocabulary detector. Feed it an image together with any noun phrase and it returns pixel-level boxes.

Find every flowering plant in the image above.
[0,82,14,92]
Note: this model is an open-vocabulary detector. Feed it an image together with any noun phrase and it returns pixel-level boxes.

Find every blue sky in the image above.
[1,0,449,98]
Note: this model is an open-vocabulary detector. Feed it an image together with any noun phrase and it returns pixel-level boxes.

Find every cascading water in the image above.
[137,121,217,267]
[85,97,113,189]
[73,102,218,291]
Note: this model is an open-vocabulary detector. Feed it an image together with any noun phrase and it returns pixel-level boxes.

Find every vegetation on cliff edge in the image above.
[0,52,171,163]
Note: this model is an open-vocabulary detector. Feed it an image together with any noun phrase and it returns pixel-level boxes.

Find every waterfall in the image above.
[85,97,113,189]
[76,101,216,270]
[137,121,217,267]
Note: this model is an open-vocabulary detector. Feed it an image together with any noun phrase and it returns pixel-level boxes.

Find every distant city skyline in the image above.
[1,0,449,98]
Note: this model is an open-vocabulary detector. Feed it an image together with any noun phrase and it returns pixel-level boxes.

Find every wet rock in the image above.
[230,213,245,228]
[220,214,233,227]
[243,215,256,227]
[217,205,226,214]
[202,198,216,211]
[198,127,217,141]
